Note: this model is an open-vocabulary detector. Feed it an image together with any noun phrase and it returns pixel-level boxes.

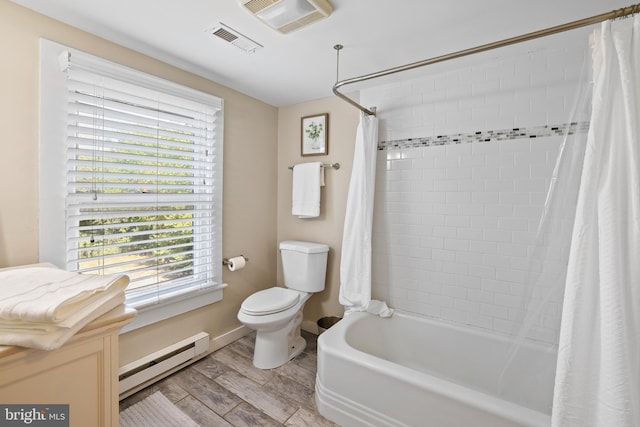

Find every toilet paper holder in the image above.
[223,255,248,266]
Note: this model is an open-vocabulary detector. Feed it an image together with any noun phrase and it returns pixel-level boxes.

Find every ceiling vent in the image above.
[211,23,263,53]
[240,0,333,34]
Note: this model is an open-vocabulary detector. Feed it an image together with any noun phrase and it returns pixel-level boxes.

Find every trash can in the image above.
[317,316,341,334]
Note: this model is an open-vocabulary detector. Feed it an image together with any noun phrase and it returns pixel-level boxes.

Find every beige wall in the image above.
[0,0,278,365]
[277,97,359,330]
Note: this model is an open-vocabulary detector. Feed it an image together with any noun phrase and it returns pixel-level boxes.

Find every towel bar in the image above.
[288,163,340,170]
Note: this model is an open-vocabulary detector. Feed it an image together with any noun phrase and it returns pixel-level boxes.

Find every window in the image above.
[39,40,224,330]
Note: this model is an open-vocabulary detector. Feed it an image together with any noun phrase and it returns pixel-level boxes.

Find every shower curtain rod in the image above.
[333,4,640,116]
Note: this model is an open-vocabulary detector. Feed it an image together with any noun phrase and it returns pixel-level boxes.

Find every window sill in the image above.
[120,283,228,334]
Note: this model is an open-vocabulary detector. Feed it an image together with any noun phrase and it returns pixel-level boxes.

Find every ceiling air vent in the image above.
[240,0,333,34]
[211,23,263,53]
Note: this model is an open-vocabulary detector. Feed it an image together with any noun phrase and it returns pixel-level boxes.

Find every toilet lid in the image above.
[241,287,300,315]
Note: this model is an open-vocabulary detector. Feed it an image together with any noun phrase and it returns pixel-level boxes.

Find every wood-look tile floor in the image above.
[120,330,339,427]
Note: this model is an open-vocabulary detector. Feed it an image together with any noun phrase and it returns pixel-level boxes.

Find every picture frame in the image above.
[301,113,328,156]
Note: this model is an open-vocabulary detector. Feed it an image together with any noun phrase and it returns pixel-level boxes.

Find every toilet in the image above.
[238,240,329,369]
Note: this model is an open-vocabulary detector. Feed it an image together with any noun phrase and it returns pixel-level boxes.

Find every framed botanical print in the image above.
[301,113,328,156]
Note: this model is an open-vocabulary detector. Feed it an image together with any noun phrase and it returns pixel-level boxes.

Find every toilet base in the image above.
[253,329,307,369]
[289,335,307,361]
[251,308,307,369]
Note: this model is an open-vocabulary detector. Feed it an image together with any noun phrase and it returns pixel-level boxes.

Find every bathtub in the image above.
[315,311,556,427]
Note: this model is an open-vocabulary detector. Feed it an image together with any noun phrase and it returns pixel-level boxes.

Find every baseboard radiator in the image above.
[118,332,210,400]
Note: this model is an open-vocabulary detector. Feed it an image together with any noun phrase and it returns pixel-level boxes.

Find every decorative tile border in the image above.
[378,122,590,150]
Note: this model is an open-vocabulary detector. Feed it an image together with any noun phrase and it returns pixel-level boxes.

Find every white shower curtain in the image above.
[552,15,640,427]
[339,112,385,314]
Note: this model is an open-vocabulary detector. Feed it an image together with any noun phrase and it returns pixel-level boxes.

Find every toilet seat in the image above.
[241,287,300,315]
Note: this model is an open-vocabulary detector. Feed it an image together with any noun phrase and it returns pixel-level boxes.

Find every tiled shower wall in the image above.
[361,33,592,344]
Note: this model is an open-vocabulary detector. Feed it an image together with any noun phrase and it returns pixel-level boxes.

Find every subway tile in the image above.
[480,303,510,320]
[457,228,484,240]
[498,217,529,231]
[468,264,496,279]
[432,226,458,238]
[458,203,485,216]
[484,204,514,217]
[497,242,528,257]
[444,238,470,251]
[514,178,546,192]
[485,179,515,192]
[472,166,500,179]
[445,215,471,227]
[430,294,455,308]
[401,168,424,181]
[459,179,486,192]
[494,292,525,309]
[499,139,530,153]
[401,147,425,159]
[495,268,527,283]
[483,254,512,269]
[468,289,495,304]
[471,216,499,228]
[423,168,448,179]
[443,261,468,275]
[512,230,537,245]
[431,271,457,286]
[529,192,548,206]
[441,307,468,323]
[481,279,511,294]
[472,192,500,204]
[455,251,484,266]
[412,157,435,169]
[386,149,402,160]
[459,154,488,167]
[434,180,459,192]
[433,203,459,215]
[456,274,482,289]
[446,168,473,180]
[446,143,472,157]
[390,159,414,170]
[514,205,543,220]
[471,141,500,155]
[484,229,513,243]
[454,298,480,313]
[515,149,548,166]
[469,240,497,254]
[423,191,447,203]
[423,214,446,226]
[363,48,583,344]
[446,192,471,204]
[500,166,530,179]
[466,312,493,329]
[420,236,444,248]
[435,155,461,168]
[432,249,456,262]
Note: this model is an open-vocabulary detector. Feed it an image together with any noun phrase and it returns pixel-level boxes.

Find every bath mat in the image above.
[120,391,200,427]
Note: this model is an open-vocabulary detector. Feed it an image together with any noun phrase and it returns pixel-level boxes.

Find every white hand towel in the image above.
[292,162,322,218]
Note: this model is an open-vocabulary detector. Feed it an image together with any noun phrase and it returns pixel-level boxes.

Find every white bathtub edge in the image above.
[315,374,409,427]
[316,310,552,427]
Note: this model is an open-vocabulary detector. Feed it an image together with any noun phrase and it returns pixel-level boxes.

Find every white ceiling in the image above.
[10,0,635,107]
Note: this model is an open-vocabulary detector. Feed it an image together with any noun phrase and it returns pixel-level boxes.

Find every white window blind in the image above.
[59,49,223,310]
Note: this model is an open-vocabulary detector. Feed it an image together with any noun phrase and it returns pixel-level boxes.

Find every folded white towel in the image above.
[0,264,129,350]
[0,265,128,324]
[0,291,125,350]
[292,162,322,218]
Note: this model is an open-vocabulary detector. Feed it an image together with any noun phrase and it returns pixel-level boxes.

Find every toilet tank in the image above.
[279,240,329,293]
